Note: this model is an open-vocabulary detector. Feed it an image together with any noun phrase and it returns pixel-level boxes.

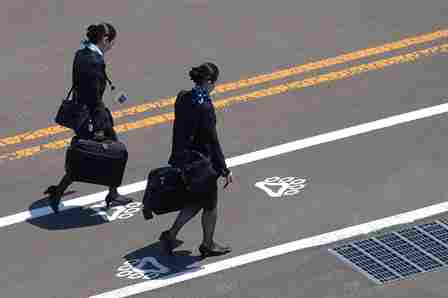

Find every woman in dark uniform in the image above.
[44,23,132,213]
[160,62,233,257]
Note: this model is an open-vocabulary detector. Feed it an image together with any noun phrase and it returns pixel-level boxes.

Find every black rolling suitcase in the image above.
[142,166,187,220]
[65,138,128,187]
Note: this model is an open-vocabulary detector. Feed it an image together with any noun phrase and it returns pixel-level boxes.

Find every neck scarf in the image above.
[191,85,211,105]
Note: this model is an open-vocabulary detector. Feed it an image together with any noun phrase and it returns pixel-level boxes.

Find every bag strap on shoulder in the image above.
[64,86,75,102]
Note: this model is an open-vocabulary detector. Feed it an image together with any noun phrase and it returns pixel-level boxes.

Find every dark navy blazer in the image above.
[72,48,112,132]
[169,90,230,177]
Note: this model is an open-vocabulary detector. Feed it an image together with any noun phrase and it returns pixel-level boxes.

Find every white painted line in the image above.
[2,102,448,229]
[90,199,448,298]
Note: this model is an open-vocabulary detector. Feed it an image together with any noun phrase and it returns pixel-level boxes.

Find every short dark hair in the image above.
[189,62,220,85]
[86,23,117,44]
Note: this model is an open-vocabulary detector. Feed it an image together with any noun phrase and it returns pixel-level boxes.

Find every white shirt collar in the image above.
[87,43,104,56]
[80,40,103,56]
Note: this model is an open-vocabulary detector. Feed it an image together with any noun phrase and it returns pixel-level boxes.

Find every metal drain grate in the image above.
[332,244,400,284]
[376,232,442,272]
[353,238,421,277]
[420,221,448,245]
[397,227,448,265]
[330,220,448,284]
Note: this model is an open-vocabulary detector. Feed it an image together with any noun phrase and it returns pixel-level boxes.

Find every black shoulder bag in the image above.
[55,86,90,133]
[178,149,218,193]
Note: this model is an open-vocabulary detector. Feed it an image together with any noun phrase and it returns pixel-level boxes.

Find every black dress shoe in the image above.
[105,194,133,209]
[159,230,176,255]
[199,242,232,257]
[44,186,61,214]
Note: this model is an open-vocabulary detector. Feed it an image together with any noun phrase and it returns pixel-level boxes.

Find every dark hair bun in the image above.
[85,23,117,44]
[86,24,101,43]
[189,62,219,84]
[188,67,203,83]
[87,24,97,32]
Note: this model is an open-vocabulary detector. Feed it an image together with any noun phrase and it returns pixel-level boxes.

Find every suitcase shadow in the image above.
[123,241,205,280]
[27,195,108,230]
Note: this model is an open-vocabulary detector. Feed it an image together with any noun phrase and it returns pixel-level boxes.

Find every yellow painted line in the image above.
[0,29,447,148]
[213,29,448,93]
[1,43,447,162]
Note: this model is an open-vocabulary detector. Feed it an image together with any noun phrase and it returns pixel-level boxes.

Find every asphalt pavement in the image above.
[1,0,448,297]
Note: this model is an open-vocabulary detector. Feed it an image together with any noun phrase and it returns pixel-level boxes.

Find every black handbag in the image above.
[142,166,187,220]
[55,86,90,133]
[178,150,218,193]
[65,138,128,187]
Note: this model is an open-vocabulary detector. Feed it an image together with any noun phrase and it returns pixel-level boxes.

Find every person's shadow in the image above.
[121,241,205,281]
[27,190,110,230]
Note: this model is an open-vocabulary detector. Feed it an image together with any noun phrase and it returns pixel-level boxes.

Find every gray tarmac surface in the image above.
[1,0,448,297]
